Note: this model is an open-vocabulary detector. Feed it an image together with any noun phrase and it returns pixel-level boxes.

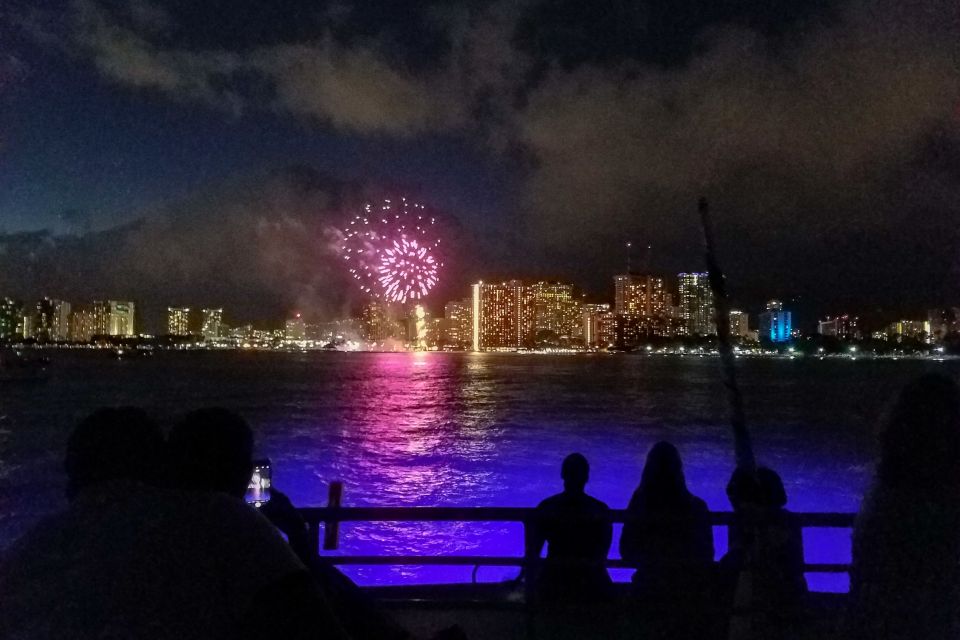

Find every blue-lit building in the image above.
[759,300,792,343]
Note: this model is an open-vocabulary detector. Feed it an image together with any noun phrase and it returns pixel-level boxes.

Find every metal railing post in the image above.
[323,481,343,551]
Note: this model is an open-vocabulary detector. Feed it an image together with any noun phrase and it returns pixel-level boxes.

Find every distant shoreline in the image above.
[4,343,956,361]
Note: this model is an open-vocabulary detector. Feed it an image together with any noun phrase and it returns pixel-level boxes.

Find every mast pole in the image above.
[698,198,755,472]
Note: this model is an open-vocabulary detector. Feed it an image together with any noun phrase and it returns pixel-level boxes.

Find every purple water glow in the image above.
[2,351,952,592]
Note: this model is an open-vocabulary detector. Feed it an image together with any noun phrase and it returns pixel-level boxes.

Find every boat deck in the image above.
[367,583,848,640]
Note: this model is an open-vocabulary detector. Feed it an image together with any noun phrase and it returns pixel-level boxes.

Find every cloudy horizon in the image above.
[2,0,959,328]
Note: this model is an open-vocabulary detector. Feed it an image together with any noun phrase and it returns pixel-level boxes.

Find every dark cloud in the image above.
[64,0,471,132]
[512,0,960,317]
[0,166,476,329]
[0,168,362,329]
[8,0,960,322]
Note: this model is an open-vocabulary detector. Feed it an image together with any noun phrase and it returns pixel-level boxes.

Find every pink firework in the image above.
[340,197,444,303]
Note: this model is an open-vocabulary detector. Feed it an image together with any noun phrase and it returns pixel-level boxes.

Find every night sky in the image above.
[1,0,958,329]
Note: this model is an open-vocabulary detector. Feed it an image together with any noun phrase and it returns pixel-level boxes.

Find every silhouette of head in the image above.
[561,453,590,492]
[879,373,960,494]
[168,408,254,498]
[756,467,788,509]
[65,407,164,499]
[726,467,763,511]
[638,441,688,506]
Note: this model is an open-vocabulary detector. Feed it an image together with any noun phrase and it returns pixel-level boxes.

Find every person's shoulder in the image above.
[2,484,152,571]
[688,494,710,513]
[584,494,611,512]
[195,493,294,541]
[189,494,307,580]
[537,492,566,510]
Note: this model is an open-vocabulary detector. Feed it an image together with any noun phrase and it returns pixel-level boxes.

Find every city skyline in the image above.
[1,0,958,328]
[2,4,959,629]
[2,268,956,348]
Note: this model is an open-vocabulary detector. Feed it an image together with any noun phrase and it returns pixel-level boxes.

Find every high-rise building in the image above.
[728,310,750,339]
[33,298,55,341]
[120,303,137,335]
[818,314,859,339]
[677,273,715,336]
[69,309,98,342]
[285,313,306,341]
[530,281,578,338]
[0,298,23,340]
[92,301,109,336]
[33,298,71,341]
[443,298,473,349]
[471,280,535,351]
[886,319,930,342]
[53,300,71,341]
[361,301,395,342]
[167,307,191,336]
[582,303,615,348]
[427,317,443,348]
[614,275,665,318]
[759,300,792,343]
[111,301,136,336]
[93,300,136,337]
[201,308,223,340]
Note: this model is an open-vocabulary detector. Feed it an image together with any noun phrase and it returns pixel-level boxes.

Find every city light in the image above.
[414,304,427,350]
[3,276,957,357]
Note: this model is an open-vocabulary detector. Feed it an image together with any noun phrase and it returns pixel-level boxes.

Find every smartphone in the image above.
[245,459,272,507]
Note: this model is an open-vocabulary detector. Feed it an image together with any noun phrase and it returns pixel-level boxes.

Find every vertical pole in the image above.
[323,481,343,551]
[699,198,755,472]
[306,520,321,557]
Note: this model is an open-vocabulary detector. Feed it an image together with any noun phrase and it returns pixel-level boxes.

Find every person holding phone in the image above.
[1,407,349,640]
[168,408,422,640]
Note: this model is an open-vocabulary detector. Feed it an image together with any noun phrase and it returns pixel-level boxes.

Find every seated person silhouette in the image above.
[754,468,807,605]
[619,441,714,601]
[0,407,346,640]
[168,407,412,640]
[721,467,807,596]
[721,466,807,639]
[525,453,613,602]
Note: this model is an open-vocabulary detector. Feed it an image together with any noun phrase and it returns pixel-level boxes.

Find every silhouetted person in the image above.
[620,442,714,600]
[169,408,411,640]
[167,407,255,493]
[168,407,323,561]
[0,407,346,640]
[754,468,807,604]
[64,406,166,499]
[850,373,960,640]
[525,453,613,602]
[722,466,807,639]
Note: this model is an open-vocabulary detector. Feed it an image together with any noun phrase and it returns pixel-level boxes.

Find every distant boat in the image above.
[0,351,50,384]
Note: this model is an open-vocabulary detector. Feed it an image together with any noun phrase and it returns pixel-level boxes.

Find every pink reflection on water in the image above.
[342,352,493,504]
[332,353,514,584]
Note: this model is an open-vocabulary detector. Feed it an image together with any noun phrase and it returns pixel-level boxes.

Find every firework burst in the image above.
[340,197,444,303]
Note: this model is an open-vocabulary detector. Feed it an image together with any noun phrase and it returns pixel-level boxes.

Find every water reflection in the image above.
[328,353,513,583]
[340,353,498,503]
[0,351,944,592]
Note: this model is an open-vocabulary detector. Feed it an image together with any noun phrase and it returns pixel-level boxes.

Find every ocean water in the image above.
[1,351,953,590]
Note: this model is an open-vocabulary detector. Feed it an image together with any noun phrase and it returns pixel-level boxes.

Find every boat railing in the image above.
[297,507,854,583]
